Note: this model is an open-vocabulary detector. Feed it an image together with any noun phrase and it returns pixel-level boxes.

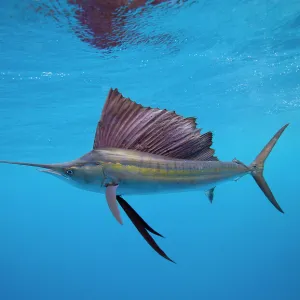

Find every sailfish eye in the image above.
[65,169,74,176]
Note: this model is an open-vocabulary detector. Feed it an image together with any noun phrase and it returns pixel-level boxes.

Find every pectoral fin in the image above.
[105,185,123,225]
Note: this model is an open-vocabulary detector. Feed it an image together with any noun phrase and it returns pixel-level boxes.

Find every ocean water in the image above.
[0,0,300,299]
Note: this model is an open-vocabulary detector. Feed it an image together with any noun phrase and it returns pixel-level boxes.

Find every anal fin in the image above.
[205,187,215,203]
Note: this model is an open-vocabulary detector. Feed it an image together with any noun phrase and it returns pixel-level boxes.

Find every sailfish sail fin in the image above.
[93,88,218,161]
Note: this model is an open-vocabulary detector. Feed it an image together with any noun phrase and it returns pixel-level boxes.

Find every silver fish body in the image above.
[75,148,250,195]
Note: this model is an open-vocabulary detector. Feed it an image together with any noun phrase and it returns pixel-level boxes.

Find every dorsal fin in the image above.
[93,88,218,161]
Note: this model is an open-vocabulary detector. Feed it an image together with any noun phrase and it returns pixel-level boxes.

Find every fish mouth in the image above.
[38,168,68,179]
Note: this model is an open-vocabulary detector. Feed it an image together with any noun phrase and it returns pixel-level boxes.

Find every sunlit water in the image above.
[0,1,300,299]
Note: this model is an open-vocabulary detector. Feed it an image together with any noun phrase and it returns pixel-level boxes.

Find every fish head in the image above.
[0,159,105,192]
[39,162,105,191]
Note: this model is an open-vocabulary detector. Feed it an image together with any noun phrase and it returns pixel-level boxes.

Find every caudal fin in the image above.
[250,123,289,213]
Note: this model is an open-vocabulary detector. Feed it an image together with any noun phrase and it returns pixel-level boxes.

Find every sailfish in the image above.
[0,88,289,263]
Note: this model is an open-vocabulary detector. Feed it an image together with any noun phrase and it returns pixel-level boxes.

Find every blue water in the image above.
[1,1,300,299]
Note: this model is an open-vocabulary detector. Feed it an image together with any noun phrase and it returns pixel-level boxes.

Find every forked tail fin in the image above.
[250,123,289,213]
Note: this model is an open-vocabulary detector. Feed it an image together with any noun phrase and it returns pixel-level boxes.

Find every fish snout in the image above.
[38,168,68,179]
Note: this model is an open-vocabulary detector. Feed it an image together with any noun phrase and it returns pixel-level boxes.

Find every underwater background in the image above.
[0,0,300,299]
